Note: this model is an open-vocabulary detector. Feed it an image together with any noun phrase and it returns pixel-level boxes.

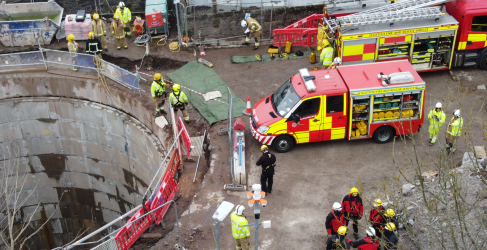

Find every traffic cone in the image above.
[242,96,252,116]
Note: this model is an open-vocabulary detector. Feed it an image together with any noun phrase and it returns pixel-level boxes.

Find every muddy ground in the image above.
[2,27,487,250]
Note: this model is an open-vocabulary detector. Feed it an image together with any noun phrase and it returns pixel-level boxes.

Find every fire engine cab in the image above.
[250,60,425,153]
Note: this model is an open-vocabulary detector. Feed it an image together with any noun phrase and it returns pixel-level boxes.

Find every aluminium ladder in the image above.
[349,0,451,15]
[326,7,445,32]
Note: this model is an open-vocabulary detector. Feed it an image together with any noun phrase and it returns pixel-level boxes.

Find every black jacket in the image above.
[326,235,351,250]
[86,37,103,55]
[384,231,399,249]
[256,151,276,175]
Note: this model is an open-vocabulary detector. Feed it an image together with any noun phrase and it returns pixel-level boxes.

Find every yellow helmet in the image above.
[317,46,323,51]
[373,199,382,207]
[337,226,347,236]
[93,13,99,20]
[261,145,268,151]
[154,73,161,81]
[173,84,181,92]
[385,222,396,231]
[67,34,75,41]
[322,39,330,47]
[113,14,119,19]
[385,209,395,218]
[88,32,95,39]
[350,187,359,196]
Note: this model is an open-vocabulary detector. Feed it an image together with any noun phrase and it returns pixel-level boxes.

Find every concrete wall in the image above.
[0,73,168,249]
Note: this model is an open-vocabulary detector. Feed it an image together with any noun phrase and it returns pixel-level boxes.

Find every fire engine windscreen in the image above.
[271,78,301,117]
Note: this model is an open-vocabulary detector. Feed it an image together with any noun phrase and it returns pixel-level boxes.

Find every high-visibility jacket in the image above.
[85,38,102,55]
[67,41,78,53]
[448,117,463,136]
[246,17,261,34]
[151,80,167,98]
[115,7,132,24]
[428,109,445,127]
[91,20,107,37]
[169,91,189,106]
[230,212,250,239]
[111,19,126,38]
[320,46,334,66]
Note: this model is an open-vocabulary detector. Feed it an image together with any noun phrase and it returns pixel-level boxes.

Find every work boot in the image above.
[241,42,250,46]
[253,46,259,50]
[160,110,167,115]
[353,233,359,240]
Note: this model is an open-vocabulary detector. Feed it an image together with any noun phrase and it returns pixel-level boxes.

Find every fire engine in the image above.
[272,0,487,71]
[250,60,425,152]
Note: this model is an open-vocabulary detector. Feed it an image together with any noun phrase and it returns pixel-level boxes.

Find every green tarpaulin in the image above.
[167,61,246,124]
[231,50,312,64]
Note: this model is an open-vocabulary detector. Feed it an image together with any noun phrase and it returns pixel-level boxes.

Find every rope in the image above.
[94,56,123,108]
[254,54,261,60]
[169,42,180,52]
[281,53,288,59]
[157,37,167,46]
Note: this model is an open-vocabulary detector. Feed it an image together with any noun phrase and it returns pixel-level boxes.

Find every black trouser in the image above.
[260,173,273,193]
[372,225,382,239]
[351,219,359,234]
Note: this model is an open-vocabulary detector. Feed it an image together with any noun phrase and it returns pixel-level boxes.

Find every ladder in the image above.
[350,0,451,15]
[325,0,390,9]
[326,7,445,31]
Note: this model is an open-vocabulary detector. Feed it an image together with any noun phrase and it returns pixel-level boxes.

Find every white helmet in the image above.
[235,205,245,215]
[435,102,442,108]
[241,20,247,28]
[333,57,342,65]
[453,109,461,117]
[332,202,342,211]
[119,2,125,7]
[366,227,376,237]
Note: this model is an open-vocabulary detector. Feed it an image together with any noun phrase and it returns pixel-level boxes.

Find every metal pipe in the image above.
[193,129,207,182]
[269,3,273,39]
[67,204,143,249]
[215,219,221,250]
[227,86,235,184]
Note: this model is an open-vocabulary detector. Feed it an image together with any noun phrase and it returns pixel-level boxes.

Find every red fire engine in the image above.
[250,60,425,152]
[272,0,487,71]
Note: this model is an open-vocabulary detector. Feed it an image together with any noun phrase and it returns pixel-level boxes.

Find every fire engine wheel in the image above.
[373,126,394,144]
[272,135,294,153]
[480,53,487,70]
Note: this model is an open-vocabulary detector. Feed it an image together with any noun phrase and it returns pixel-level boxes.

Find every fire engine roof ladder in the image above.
[326,0,391,9]
[325,6,445,32]
[348,0,451,15]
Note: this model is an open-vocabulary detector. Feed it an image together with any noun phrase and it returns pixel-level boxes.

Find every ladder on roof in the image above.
[326,6,445,31]
[350,0,451,15]
[325,0,390,9]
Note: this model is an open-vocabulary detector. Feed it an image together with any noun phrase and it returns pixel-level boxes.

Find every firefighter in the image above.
[326,226,351,250]
[330,57,342,69]
[428,102,446,145]
[115,2,132,37]
[85,32,103,66]
[348,227,380,250]
[319,38,334,69]
[111,14,128,49]
[230,205,250,250]
[256,145,276,194]
[368,199,385,238]
[91,13,108,51]
[240,17,261,50]
[169,84,190,122]
[67,34,79,72]
[384,209,399,230]
[342,187,364,240]
[326,202,347,237]
[383,223,399,250]
[446,109,463,154]
[151,73,170,116]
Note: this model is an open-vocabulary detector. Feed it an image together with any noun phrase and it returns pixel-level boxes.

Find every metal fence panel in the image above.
[90,238,118,250]
[0,51,45,70]
[44,49,97,72]
[99,60,140,90]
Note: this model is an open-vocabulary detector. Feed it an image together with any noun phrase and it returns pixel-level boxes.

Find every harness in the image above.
[173,92,184,106]
[87,41,100,54]
[154,81,165,96]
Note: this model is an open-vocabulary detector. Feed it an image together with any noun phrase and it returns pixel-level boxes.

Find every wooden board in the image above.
[473,146,486,159]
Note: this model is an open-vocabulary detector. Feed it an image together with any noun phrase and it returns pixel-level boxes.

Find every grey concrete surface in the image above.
[0,73,170,249]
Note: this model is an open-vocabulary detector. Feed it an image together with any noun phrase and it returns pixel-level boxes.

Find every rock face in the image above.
[402,183,415,196]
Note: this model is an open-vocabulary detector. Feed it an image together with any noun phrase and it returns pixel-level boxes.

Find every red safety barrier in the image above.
[114,200,154,250]
[150,173,179,224]
[272,28,319,47]
[284,14,324,29]
[162,149,181,180]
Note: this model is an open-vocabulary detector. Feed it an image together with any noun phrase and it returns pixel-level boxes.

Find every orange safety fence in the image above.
[162,149,181,179]
[114,200,153,250]
[284,14,323,29]
[150,173,179,225]
[272,28,319,47]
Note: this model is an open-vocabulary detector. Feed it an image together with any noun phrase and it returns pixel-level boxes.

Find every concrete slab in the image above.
[0,122,23,141]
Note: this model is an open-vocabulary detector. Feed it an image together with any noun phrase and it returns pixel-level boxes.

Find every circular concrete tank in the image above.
[0,73,168,249]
